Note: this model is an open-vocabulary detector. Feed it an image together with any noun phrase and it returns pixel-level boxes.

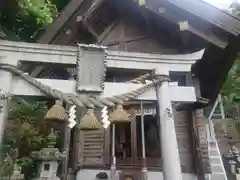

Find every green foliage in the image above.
[19,0,58,25]
[1,98,51,179]
[221,57,240,117]
[0,0,69,41]
[0,0,69,178]
[1,0,58,41]
[219,3,240,118]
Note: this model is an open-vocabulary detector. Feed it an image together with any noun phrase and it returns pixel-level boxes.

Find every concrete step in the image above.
[210,174,228,180]
[211,164,225,172]
[210,158,221,164]
[209,150,219,156]
[208,144,227,180]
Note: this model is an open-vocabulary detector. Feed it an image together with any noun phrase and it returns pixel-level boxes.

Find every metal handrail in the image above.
[206,120,228,180]
[206,123,211,180]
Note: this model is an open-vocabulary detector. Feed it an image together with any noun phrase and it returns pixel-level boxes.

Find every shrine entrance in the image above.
[136,115,161,159]
[110,104,161,169]
[115,123,132,160]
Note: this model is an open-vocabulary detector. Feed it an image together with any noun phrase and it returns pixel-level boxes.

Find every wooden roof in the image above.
[164,0,240,35]
[38,0,240,103]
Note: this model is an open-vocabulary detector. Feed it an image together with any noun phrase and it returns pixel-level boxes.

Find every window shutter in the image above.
[78,109,105,166]
[79,129,104,165]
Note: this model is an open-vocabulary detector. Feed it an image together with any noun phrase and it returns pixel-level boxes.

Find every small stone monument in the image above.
[31,129,66,180]
[0,163,24,180]
[10,164,24,180]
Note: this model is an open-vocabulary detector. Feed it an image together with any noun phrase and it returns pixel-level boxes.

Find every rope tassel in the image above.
[45,100,68,121]
[78,109,101,131]
[109,104,130,124]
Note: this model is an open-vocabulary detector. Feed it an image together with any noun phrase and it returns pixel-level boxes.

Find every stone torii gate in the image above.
[0,40,200,180]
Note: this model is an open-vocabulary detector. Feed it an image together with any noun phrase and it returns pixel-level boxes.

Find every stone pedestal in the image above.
[236,174,240,180]
[141,167,148,180]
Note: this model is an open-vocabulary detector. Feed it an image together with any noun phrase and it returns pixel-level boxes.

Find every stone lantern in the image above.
[31,129,66,180]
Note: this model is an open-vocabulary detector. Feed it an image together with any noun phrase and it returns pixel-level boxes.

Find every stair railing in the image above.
[207,94,228,180]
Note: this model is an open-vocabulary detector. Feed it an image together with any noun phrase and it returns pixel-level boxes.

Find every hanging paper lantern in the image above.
[109,105,130,124]
[44,100,68,121]
[78,109,101,131]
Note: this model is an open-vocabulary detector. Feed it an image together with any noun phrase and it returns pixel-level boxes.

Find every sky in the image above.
[203,0,240,9]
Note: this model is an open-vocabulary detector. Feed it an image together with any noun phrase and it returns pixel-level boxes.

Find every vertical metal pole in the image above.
[110,124,116,180]
[140,100,148,180]
[218,94,225,120]
[208,94,225,120]
[208,94,226,140]
[154,69,182,180]
[208,97,219,120]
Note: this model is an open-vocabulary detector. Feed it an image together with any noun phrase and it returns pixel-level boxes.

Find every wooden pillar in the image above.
[62,104,72,180]
[104,121,111,165]
[130,108,137,164]
[72,108,87,169]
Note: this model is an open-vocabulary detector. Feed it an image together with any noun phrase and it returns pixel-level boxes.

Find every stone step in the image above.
[209,150,219,156]
[211,165,225,172]
[208,147,227,179]
[210,174,228,180]
[210,158,221,164]
[209,142,217,147]
[207,120,228,180]
[210,155,221,159]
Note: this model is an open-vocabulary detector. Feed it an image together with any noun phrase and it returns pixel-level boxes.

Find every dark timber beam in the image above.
[167,0,240,36]
[175,97,209,111]
[184,23,228,49]
[144,2,229,49]
[82,0,106,37]
[179,30,191,49]
[97,20,119,43]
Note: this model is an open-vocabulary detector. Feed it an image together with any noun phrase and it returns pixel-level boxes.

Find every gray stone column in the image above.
[0,57,19,150]
[153,69,182,180]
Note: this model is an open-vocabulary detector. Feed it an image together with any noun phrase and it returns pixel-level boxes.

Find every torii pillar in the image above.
[153,69,182,180]
[0,57,19,149]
